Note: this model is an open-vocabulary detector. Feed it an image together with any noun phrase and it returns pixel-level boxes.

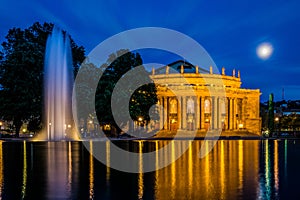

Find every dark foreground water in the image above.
[0,139,299,199]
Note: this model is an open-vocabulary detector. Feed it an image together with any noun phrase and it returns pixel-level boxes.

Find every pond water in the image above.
[0,139,299,199]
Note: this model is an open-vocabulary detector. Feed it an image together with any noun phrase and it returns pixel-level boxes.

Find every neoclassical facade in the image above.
[150,60,261,135]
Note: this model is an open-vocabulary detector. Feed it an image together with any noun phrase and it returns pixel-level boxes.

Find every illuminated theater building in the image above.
[150,60,261,135]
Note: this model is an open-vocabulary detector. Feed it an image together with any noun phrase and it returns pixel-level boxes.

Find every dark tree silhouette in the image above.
[95,49,158,136]
[0,22,85,137]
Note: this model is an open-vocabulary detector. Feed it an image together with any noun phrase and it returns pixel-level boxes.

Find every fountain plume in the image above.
[44,26,75,141]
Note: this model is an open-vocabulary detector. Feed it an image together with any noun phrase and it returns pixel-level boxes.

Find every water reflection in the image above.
[106,140,111,186]
[0,142,3,197]
[89,141,94,199]
[152,140,259,199]
[0,140,299,199]
[21,141,27,199]
[46,142,70,199]
[138,141,144,199]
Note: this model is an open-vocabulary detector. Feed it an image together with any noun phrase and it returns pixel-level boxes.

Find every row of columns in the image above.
[158,96,243,131]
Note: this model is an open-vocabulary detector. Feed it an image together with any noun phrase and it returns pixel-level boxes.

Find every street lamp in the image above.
[138,117,143,130]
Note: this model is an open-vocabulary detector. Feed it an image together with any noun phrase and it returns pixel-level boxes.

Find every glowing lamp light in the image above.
[275,117,279,122]
[238,124,244,129]
[138,117,143,122]
[22,128,26,133]
[67,124,71,128]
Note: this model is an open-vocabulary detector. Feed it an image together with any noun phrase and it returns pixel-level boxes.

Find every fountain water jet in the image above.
[44,26,75,141]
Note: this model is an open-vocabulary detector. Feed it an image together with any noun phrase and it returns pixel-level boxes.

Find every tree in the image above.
[95,49,158,136]
[73,60,100,134]
[268,93,275,136]
[0,22,85,137]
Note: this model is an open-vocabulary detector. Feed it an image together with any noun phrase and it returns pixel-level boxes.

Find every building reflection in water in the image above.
[150,140,263,199]
[257,139,280,200]
[89,141,94,199]
[0,142,3,198]
[0,139,294,199]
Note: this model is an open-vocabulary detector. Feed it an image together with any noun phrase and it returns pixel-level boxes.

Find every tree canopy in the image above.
[0,22,85,136]
[95,49,158,136]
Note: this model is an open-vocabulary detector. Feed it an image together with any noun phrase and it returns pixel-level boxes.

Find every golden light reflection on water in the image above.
[0,142,3,199]
[21,141,27,199]
[220,140,225,199]
[187,140,193,199]
[89,141,94,199]
[151,140,262,199]
[106,141,111,185]
[67,142,72,194]
[170,141,175,200]
[238,140,243,190]
[138,141,144,200]
[0,139,290,199]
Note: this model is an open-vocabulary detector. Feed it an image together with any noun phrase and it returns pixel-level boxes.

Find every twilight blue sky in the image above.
[1,0,300,102]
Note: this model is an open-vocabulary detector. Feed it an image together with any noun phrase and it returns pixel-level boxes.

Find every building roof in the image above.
[155,60,209,74]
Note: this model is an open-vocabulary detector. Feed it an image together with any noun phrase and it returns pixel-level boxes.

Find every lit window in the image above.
[204,99,211,113]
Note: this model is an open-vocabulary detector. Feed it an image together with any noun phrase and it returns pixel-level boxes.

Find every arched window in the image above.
[187,98,195,114]
[170,99,177,114]
[204,99,211,113]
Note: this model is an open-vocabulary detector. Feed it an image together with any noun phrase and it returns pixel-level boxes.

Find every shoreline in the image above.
[1,135,300,142]
[0,130,299,141]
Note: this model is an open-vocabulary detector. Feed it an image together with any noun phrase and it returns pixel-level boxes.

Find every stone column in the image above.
[163,97,168,130]
[211,97,214,129]
[229,98,234,130]
[233,98,237,130]
[159,97,163,130]
[177,97,182,130]
[182,96,187,130]
[212,96,218,130]
[225,97,230,130]
[243,97,247,128]
[201,97,205,130]
[216,97,220,129]
[196,96,200,129]
[226,98,229,130]
[240,98,244,122]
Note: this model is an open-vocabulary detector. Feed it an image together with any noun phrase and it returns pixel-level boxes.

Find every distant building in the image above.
[282,109,300,116]
[150,60,261,135]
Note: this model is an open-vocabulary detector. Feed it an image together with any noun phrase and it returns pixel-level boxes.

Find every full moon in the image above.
[256,42,273,60]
